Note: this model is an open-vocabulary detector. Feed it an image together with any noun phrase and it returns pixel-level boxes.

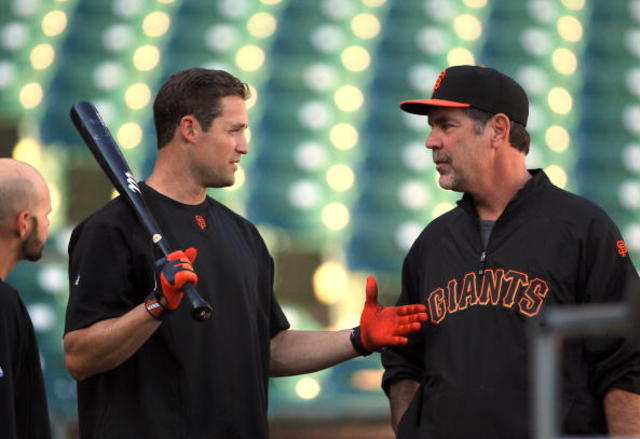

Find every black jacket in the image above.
[382,170,640,438]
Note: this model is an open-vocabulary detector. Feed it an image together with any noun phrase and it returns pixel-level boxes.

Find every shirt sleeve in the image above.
[65,216,155,333]
[250,228,290,338]
[266,255,290,338]
[580,214,640,398]
[381,249,426,396]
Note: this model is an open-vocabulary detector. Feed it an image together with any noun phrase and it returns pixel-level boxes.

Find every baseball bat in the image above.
[70,101,213,321]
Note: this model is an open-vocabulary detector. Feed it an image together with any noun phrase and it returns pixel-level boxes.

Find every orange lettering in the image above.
[517,278,549,317]
[446,278,459,314]
[477,268,504,306]
[457,272,478,311]
[428,288,447,324]
[502,270,528,308]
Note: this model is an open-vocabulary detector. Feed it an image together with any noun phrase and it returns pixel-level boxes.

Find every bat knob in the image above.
[192,305,213,321]
[183,283,212,321]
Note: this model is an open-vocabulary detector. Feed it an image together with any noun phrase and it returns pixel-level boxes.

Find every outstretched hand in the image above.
[359,276,428,353]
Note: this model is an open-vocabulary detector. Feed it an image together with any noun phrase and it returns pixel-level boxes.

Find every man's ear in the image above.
[14,210,30,239]
[490,113,510,148]
[178,115,199,143]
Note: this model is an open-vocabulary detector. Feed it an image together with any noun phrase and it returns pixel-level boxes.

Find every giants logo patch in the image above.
[426,269,550,324]
[433,70,447,93]
[195,215,207,230]
[617,240,628,258]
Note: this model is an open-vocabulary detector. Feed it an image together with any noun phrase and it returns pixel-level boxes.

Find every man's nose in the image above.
[425,130,439,150]
[237,135,249,154]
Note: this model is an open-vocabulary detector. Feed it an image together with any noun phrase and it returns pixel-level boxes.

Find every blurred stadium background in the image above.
[1,0,639,437]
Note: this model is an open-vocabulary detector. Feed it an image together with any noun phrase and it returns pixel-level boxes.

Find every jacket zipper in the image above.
[478,251,487,276]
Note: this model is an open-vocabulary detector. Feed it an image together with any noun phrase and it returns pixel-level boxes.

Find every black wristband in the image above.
[350,326,372,356]
[144,290,166,321]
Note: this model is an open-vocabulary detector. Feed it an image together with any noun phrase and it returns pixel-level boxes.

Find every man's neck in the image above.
[0,239,19,280]
[145,147,207,205]
[146,172,207,205]
[471,169,531,220]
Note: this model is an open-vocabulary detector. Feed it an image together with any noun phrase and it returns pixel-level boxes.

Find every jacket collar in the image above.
[456,169,551,218]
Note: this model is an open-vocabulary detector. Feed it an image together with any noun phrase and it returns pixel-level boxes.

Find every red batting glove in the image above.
[357,276,428,354]
[157,248,198,310]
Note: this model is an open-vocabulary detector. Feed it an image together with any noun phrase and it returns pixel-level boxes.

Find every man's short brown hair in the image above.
[153,68,250,149]
[463,107,530,154]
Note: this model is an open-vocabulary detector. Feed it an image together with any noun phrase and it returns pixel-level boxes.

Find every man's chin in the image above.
[205,177,235,189]
[25,247,44,262]
[438,175,453,190]
[438,176,462,192]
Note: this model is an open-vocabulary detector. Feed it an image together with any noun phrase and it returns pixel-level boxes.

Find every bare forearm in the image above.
[63,304,161,381]
[388,379,420,433]
[604,388,640,437]
[270,329,358,377]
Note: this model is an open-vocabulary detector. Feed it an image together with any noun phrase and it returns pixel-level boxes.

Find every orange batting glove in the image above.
[351,276,428,356]
[145,248,198,320]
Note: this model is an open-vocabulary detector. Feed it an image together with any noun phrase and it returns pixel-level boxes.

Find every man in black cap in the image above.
[381,65,640,438]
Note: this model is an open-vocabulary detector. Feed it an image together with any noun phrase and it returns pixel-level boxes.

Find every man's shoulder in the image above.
[73,197,137,233]
[0,280,27,323]
[406,206,465,256]
[539,184,611,223]
[424,205,465,232]
[0,280,20,306]
[206,196,260,233]
[69,197,140,253]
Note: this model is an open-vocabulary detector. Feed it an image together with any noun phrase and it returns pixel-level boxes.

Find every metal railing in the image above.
[530,297,639,439]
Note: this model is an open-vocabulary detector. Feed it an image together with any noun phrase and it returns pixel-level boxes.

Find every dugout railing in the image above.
[530,292,640,439]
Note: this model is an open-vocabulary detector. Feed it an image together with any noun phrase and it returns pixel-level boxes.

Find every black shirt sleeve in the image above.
[579,214,640,398]
[255,234,289,338]
[381,247,426,396]
[65,210,155,333]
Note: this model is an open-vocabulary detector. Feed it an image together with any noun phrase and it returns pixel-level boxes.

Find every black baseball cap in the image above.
[400,65,529,126]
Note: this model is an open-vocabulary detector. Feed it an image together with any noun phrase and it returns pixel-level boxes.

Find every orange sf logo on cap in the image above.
[432,69,447,93]
[617,240,628,257]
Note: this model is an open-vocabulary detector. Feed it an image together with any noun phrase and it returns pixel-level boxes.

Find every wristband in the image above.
[144,290,166,321]
[350,326,372,356]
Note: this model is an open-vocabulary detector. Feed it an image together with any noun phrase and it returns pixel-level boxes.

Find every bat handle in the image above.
[184,283,213,321]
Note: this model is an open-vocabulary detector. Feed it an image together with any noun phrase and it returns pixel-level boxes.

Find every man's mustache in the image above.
[433,153,450,164]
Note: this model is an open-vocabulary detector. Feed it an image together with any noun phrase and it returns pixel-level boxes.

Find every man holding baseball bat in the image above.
[0,159,52,438]
[63,68,427,438]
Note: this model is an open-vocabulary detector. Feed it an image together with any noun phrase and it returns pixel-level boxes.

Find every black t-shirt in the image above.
[65,183,290,439]
[0,280,51,439]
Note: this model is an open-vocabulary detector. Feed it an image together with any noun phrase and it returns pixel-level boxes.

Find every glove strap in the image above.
[144,290,166,321]
[350,326,372,356]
